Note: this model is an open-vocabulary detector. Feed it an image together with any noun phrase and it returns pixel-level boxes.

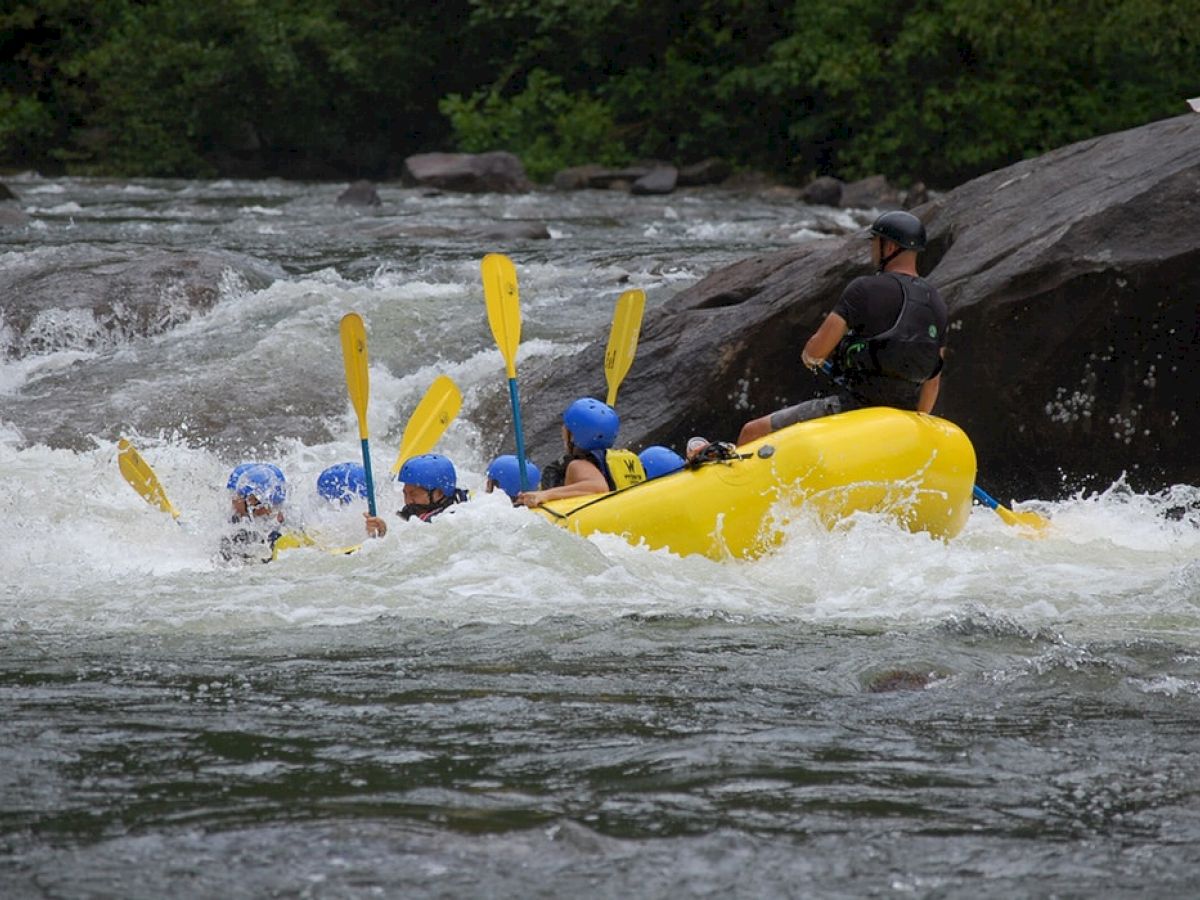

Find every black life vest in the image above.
[834,274,944,408]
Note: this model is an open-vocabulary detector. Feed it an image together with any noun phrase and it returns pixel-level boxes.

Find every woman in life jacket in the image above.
[517,398,644,508]
[365,453,468,537]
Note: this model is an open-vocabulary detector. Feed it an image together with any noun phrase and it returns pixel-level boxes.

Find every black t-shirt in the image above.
[833,274,910,338]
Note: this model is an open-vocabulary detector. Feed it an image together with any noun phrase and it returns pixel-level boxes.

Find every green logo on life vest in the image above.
[928,325,938,338]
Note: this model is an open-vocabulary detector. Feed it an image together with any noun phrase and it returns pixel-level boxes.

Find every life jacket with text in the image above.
[542,449,646,491]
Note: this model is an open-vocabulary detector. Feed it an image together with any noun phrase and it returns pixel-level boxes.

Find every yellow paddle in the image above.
[481,253,532,491]
[117,438,180,519]
[390,374,463,475]
[972,485,1051,534]
[339,312,379,517]
[604,288,646,408]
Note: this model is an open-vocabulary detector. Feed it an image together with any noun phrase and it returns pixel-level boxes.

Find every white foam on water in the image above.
[2,428,1197,640]
[0,348,100,396]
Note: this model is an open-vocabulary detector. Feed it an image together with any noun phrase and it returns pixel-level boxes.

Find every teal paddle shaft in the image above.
[359,438,378,517]
[508,379,530,491]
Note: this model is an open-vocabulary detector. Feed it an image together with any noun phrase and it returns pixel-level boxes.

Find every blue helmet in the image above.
[226,462,255,491]
[316,461,368,503]
[486,454,541,500]
[227,462,284,491]
[232,463,287,508]
[398,453,457,494]
[563,398,618,451]
[638,445,685,480]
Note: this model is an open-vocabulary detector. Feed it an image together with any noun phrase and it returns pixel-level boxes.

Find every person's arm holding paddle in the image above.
[799,312,849,373]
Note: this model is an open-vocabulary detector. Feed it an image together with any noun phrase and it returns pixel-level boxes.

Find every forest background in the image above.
[2,0,1198,189]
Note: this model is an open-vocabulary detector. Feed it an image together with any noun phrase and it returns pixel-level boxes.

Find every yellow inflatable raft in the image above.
[535,407,977,560]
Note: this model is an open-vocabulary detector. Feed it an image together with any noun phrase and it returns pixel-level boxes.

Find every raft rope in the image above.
[686,441,745,468]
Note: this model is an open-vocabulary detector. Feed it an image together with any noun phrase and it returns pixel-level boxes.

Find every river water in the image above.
[2,176,1199,897]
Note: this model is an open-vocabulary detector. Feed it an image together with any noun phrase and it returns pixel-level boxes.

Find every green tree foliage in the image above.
[732,0,1200,184]
[1,0,472,177]
[441,69,631,180]
[2,0,1197,185]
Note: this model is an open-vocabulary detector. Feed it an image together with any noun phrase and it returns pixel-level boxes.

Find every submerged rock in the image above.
[0,203,28,227]
[0,247,278,361]
[866,670,934,692]
[504,113,1200,499]
[336,180,382,207]
[0,182,27,226]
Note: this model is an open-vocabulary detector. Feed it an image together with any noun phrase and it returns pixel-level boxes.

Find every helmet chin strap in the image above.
[877,239,904,273]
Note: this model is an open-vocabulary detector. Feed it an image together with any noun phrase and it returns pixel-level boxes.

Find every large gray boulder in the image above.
[401,152,533,193]
[500,113,1200,500]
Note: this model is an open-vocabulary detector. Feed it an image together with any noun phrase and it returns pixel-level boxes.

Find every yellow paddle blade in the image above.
[604,288,646,408]
[391,374,463,475]
[117,438,180,519]
[481,253,521,379]
[996,504,1052,535]
[340,313,370,439]
[270,531,316,561]
[273,533,361,558]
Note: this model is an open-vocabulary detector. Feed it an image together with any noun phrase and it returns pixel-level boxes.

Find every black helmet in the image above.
[869,210,926,251]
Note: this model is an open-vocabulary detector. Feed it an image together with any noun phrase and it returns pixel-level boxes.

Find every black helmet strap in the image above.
[876,237,905,273]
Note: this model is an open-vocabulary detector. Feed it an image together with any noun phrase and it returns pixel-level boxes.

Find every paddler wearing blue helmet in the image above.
[738,210,948,445]
[316,461,369,504]
[364,453,469,537]
[638,445,685,480]
[485,454,541,503]
[516,397,645,509]
[220,462,296,563]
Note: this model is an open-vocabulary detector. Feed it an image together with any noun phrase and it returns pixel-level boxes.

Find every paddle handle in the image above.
[359,438,378,517]
[507,378,530,492]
